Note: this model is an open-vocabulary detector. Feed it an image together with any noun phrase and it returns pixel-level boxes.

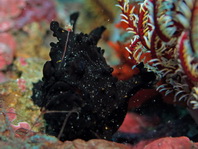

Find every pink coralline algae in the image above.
[0,0,26,32]
[0,0,25,18]
[19,57,28,66]
[0,0,56,32]
[0,33,16,70]
[15,0,57,29]
[5,107,31,137]
[143,137,198,149]
[118,113,158,134]
[122,136,198,149]
[17,78,27,92]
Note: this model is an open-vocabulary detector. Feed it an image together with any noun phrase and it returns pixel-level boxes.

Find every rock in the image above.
[144,137,198,149]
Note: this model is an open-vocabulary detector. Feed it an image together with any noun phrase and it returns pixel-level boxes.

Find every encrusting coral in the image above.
[32,12,156,141]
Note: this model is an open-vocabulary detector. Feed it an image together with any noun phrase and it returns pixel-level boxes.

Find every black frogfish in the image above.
[32,12,156,141]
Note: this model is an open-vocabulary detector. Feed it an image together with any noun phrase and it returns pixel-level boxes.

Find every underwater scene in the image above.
[0,0,198,148]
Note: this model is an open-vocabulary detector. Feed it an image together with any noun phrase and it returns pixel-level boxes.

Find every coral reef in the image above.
[0,33,16,82]
[80,0,117,33]
[32,13,155,141]
[15,22,51,60]
[0,124,130,149]
[4,107,31,136]
[0,0,26,32]
[0,0,57,83]
[0,58,45,131]
[0,0,198,148]
[0,0,56,32]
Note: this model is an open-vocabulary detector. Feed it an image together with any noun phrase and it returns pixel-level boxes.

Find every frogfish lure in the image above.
[58,12,78,69]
